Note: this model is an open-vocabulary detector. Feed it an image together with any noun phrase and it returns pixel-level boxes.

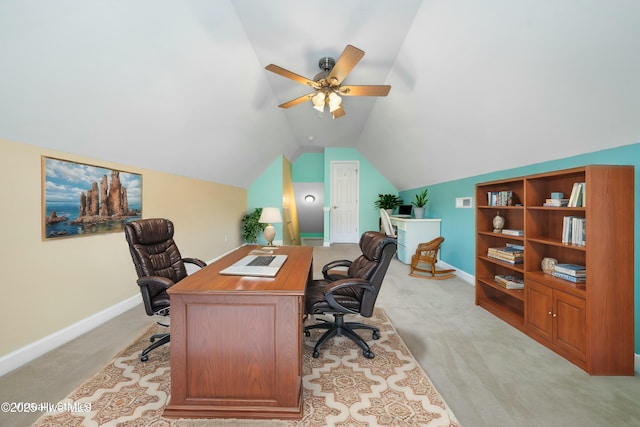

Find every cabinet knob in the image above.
[548,311,552,316]
[553,313,557,318]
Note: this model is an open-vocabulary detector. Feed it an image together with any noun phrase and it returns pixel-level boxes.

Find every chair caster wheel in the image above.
[141,355,148,362]
[372,330,380,340]
[363,350,375,359]
[312,351,320,358]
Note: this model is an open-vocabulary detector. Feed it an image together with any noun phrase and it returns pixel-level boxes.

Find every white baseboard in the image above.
[0,294,142,377]
[636,354,640,374]
[437,260,475,285]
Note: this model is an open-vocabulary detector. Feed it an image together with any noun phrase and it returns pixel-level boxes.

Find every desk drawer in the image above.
[397,229,407,245]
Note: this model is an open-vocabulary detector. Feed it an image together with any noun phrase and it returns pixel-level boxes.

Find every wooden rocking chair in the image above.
[409,237,456,280]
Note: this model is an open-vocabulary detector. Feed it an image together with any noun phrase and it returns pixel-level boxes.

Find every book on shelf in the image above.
[487,190,514,206]
[567,182,586,207]
[494,274,525,289]
[505,243,524,250]
[554,263,586,276]
[551,271,586,283]
[543,198,569,207]
[501,229,524,236]
[561,216,586,246]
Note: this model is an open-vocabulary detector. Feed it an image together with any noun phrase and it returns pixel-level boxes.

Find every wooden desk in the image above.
[164,245,313,419]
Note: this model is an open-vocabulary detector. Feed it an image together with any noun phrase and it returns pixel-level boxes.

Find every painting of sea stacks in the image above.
[42,157,142,239]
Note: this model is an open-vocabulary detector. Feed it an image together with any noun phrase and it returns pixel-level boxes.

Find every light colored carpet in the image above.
[34,308,459,427]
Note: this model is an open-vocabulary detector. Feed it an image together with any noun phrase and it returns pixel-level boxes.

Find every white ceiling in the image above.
[1,1,639,190]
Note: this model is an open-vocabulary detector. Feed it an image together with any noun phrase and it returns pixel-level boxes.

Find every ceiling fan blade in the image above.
[332,106,346,119]
[278,93,315,109]
[327,45,365,87]
[338,85,391,97]
[265,64,317,88]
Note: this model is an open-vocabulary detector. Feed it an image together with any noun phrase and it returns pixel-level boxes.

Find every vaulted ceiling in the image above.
[1,1,638,190]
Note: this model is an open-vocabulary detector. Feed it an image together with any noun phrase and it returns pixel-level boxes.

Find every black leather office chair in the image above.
[124,218,206,361]
[304,231,397,359]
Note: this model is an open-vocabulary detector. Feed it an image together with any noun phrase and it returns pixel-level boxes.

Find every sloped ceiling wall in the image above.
[0,0,638,190]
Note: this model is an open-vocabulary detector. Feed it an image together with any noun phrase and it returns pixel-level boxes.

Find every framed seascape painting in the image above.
[42,156,142,239]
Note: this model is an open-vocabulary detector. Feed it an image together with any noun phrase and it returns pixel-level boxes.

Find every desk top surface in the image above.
[168,245,313,295]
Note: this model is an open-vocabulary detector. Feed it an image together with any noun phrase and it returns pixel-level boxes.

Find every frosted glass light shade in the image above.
[311,92,326,112]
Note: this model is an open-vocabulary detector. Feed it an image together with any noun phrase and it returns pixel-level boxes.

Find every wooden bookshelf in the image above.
[475,165,634,375]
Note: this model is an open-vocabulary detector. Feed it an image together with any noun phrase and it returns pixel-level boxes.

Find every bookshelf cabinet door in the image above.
[553,290,586,361]
[526,280,553,341]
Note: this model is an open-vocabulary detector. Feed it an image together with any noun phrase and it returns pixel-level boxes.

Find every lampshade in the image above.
[258,207,282,246]
[259,207,282,224]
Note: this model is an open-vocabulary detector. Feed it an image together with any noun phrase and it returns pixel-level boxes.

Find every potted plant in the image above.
[374,193,401,215]
[412,188,428,219]
[241,208,266,243]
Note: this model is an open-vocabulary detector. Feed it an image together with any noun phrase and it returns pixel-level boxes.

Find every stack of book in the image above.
[494,274,524,289]
[487,243,524,264]
[543,198,569,207]
[562,216,586,246]
[552,263,586,284]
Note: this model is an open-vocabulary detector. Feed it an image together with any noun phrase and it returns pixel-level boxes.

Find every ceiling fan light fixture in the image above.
[328,92,342,112]
[312,92,326,112]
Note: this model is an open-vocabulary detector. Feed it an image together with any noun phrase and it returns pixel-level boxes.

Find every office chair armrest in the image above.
[324,278,375,314]
[183,257,207,268]
[137,275,174,290]
[321,259,352,279]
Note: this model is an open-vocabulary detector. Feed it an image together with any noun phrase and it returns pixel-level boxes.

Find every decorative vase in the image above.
[492,211,505,233]
[413,207,425,219]
[541,257,557,274]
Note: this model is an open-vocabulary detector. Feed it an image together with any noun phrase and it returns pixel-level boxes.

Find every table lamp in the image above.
[259,207,282,246]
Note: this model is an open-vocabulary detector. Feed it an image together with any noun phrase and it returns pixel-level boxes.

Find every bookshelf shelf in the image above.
[475,165,634,375]
[526,237,587,251]
[477,278,525,301]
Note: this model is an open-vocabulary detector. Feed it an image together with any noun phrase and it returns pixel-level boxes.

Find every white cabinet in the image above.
[389,218,441,264]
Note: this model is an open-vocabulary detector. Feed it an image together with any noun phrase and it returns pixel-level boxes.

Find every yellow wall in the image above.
[0,138,246,357]
[282,157,300,245]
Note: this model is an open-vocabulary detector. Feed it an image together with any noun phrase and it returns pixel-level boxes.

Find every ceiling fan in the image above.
[265,45,391,119]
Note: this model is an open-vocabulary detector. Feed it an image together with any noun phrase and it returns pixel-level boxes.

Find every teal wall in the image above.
[324,147,397,238]
[399,142,640,354]
[247,155,284,245]
[292,152,324,182]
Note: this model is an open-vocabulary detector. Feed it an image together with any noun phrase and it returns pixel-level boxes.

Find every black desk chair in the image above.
[304,231,397,358]
[124,218,206,361]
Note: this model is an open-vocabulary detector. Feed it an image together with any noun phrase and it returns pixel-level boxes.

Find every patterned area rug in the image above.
[35,308,459,427]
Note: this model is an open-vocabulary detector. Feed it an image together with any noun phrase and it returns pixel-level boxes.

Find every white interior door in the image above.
[330,161,359,243]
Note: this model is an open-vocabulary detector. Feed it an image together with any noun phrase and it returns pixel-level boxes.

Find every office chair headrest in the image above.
[359,231,397,261]
[126,218,175,245]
